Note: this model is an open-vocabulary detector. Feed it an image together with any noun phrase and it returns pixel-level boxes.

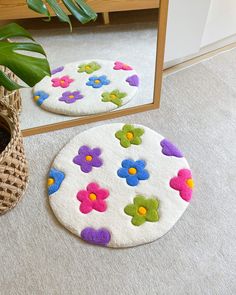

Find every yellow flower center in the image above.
[110,94,117,99]
[89,193,97,201]
[69,95,74,99]
[34,95,40,101]
[138,206,147,216]
[48,178,54,186]
[128,167,137,175]
[85,66,91,70]
[126,132,134,140]
[85,155,93,161]
[95,79,100,84]
[186,178,194,189]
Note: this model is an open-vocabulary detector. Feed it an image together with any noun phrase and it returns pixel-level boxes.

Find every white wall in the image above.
[164,0,236,65]
[201,0,236,47]
[165,0,211,62]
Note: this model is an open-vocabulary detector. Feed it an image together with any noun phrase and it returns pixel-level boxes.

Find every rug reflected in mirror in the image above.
[33,59,139,116]
[20,21,157,131]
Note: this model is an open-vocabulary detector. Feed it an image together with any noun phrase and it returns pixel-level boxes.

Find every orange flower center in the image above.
[34,95,40,101]
[138,206,147,216]
[128,167,137,175]
[186,178,194,189]
[48,178,54,186]
[61,80,65,84]
[86,155,93,161]
[110,94,117,99]
[89,193,97,201]
[126,132,134,140]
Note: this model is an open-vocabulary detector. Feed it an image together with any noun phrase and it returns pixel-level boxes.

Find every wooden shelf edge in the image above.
[0,0,160,20]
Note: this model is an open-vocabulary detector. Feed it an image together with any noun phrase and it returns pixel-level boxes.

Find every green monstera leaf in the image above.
[26,0,97,30]
[26,0,51,20]
[0,23,50,91]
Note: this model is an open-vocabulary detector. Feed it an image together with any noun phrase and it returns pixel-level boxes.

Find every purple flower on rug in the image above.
[73,145,103,173]
[81,227,111,246]
[160,139,183,158]
[51,66,64,75]
[126,75,139,87]
[59,91,84,104]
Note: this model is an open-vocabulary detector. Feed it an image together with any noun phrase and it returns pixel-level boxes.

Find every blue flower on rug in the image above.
[33,91,49,106]
[86,75,110,88]
[117,159,149,186]
[48,168,65,196]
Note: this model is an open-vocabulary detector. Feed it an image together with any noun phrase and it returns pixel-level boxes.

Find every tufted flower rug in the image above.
[47,123,194,248]
[33,60,139,116]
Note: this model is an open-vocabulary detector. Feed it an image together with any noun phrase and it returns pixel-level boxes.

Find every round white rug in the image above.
[33,60,139,116]
[47,123,194,248]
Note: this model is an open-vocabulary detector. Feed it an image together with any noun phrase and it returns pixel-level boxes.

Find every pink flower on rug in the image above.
[51,75,74,88]
[169,169,194,202]
[113,61,133,71]
[77,182,109,214]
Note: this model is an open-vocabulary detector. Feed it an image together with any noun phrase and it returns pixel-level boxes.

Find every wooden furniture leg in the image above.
[102,12,110,24]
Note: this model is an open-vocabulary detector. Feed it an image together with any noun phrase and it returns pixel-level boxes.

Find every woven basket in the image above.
[0,100,28,215]
[0,66,22,114]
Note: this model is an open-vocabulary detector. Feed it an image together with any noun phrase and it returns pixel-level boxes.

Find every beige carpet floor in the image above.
[0,48,236,295]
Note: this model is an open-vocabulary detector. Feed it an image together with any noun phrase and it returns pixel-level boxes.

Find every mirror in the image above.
[17,5,167,136]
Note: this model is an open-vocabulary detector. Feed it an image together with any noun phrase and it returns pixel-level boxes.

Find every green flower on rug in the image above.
[115,124,144,148]
[101,89,127,107]
[78,61,101,74]
[124,195,159,226]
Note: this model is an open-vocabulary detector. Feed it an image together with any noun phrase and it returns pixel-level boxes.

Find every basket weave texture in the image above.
[0,100,28,215]
[0,66,22,114]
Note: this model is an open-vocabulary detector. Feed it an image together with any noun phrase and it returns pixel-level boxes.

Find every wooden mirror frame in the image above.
[20,0,168,137]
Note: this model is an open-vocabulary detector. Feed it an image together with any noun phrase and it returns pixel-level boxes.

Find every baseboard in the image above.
[164,33,236,69]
